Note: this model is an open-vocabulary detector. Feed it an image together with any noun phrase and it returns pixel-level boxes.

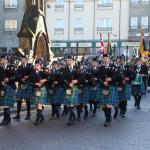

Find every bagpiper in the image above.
[115,56,132,118]
[131,58,148,109]
[13,55,33,120]
[62,55,79,126]
[0,55,17,126]
[89,57,100,117]
[77,62,90,121]
[98,54,119,127]
[30,59,48,125]
[48,61,64,120]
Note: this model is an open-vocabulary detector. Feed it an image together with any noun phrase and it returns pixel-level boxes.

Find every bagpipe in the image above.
[0,76,16,97]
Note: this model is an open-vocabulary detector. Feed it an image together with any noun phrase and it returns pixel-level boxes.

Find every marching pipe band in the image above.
[0,53,149,127]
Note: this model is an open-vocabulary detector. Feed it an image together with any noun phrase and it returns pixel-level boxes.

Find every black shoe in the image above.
[77,117,81,121]
[113,107,118,120]
[104,121,110,127]
[34,120,39,126]
[13,115,20,120]
[84,111,88,120]
[66,120,72,126]
[121,113,126,118]
[40,115,44,123]
[92,113,96,117]
[0,118,11,126]
[56,111,60,119]
[119,111,123,117]
[137,106,141,110]
[25,115,30,120]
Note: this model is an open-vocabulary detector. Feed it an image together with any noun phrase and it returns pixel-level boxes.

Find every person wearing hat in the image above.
[0,55,17,125]
[131,58,148,109]
[48,61,64,120]
[98,54,119,127]
[76,63,90,121]
[114,56,133,118]
[62,55,79,126]
[13,55,33,120]
[89,57,100,117]
[30,59,48,125]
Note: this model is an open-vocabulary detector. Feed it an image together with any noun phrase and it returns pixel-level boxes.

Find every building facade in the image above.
[0,0,25,54]
[129,0,150,56]
[46,0,129,57]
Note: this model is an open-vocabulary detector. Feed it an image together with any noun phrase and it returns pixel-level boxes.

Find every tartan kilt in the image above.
[64,86,78,105]
[0,97,4,106]
[15,83,33,100]
[99,86,119,106]
[89,84,100,102]
[0,86,16,107]
[78,86,90,104]
[131,81,146,95]
[118,84,131,102]
[32,87,48,105]
[49,86,64,104]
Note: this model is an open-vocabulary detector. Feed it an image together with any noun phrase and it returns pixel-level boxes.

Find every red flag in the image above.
[99,33,107,54]
[100,33,105,48]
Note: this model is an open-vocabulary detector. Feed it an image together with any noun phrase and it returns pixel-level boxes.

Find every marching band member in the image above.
[0,55,17,126]
[30,59,48,125]
[99,54,119,127]
[13,55,33,120]
[89,57,99,117]
[115,56,132,118]
[77,63,90,121]
[62,55,79,126]
[131,58,148,109]
[48,61,64,120]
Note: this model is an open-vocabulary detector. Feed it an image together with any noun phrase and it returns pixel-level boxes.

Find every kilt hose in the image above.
[33,86,48,105]
[118,84,131,102]
[99,86,119,107]
[48,86,65,104]
[131,81,146,96]
[78,86,90,104]
[64,86,78,106]
[0,86,16,107]
[15,83,33,100]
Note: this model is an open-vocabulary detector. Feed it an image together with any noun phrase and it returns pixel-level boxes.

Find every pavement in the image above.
[0,94,150,150]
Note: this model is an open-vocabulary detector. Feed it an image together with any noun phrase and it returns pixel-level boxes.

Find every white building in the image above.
[46,0,129,56]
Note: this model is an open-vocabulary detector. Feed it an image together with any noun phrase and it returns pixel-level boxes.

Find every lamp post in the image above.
[93,0,96,54]
[118,0,122,56]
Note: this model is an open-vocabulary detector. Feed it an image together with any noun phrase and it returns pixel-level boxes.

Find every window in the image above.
[97,18,112,31]
[131,17,138,29]
[55,0,64,11]
[74,0,84,11]
[56,0,64,5]
[141,0,149,4]
[100,0,112,5]
[5,20,17,31]
[55,19,64,34]
[5,0,17,8]
[130,0,139,5]
[141,16,148,29]
[75,0,84,5]
[75,18,83,28]
[98,0,113,9]
[74,18,83,34]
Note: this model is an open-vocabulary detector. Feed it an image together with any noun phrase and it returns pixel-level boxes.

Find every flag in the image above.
[107,33,112,55]
[100,33,105,48]
[99,33,107,54]
[140,31,149,58]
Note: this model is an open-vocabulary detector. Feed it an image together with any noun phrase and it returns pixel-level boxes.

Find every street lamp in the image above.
[118,0,121,56]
